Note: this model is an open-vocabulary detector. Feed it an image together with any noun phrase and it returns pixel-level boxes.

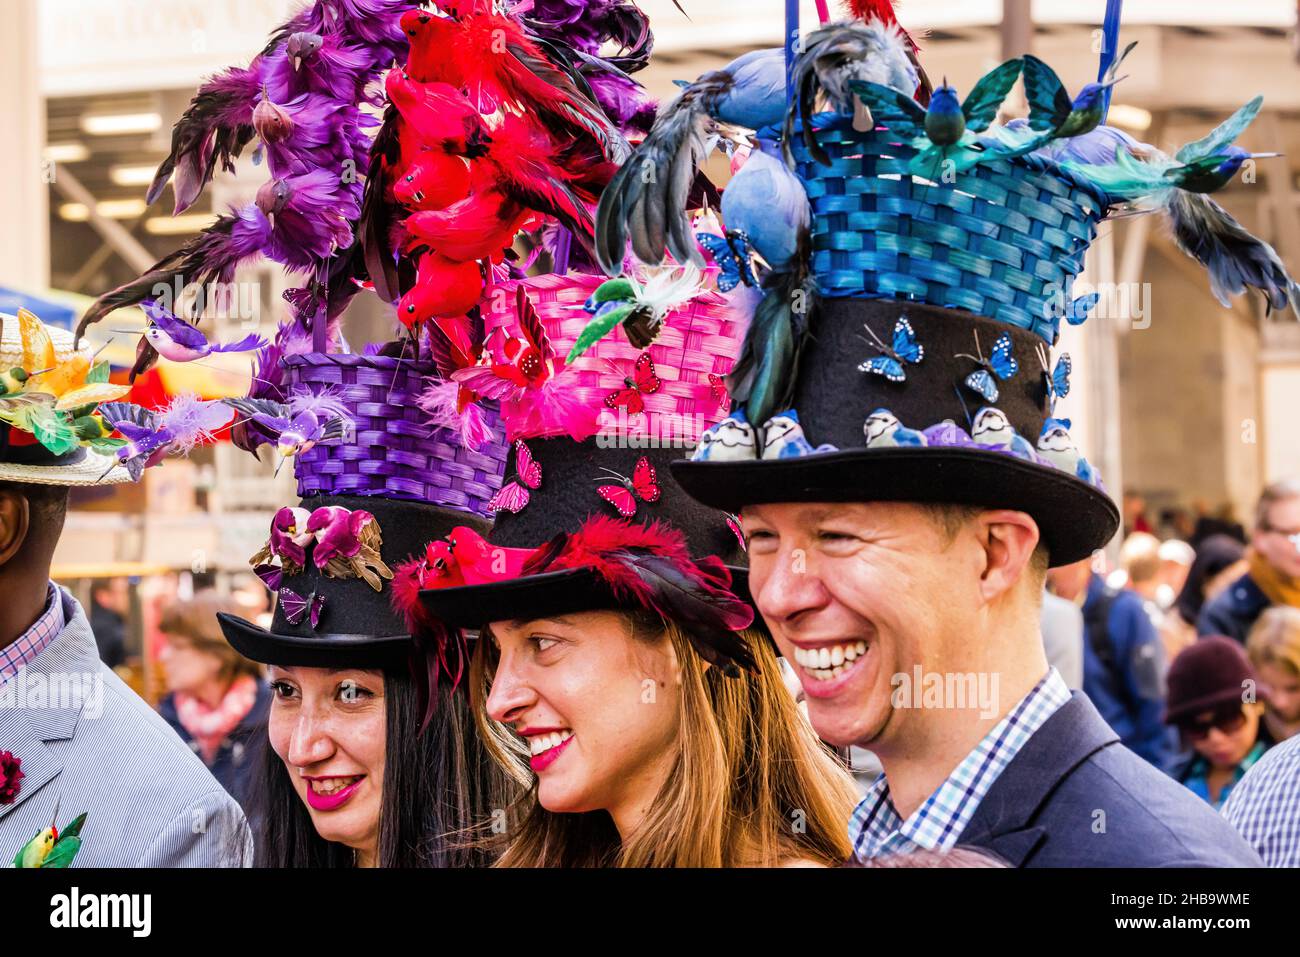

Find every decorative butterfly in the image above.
[605,353,662,417]
[487,440,542,513]
[959,331,1019,404]
[253,563,282,592]
[695,229,758,292]
[280,588,326,629]
[725,513,746,551]
[707,373,731,412]
[1064,292,1099,326]
[857,317,924,383]
[595,456,661,517]
[1038,344,1071,411]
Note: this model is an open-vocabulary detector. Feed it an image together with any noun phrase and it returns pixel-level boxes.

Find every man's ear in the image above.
[0,490,30,566]
[974,509,1040,603]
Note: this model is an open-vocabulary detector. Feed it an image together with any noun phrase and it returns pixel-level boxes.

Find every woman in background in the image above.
[1247,606,1300,742]
[158,591,271,814]
[1166,636,1273,809]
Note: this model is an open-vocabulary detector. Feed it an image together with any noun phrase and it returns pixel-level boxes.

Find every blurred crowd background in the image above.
[0,0,1298,811]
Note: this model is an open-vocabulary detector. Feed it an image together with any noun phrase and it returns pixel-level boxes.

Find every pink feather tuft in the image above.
[391,555,432,633]
[503,367,598,442]
[415,378,496,451]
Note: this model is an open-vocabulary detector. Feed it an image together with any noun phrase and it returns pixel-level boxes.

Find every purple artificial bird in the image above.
[305,505,393,591]
[223,389,354,474]
[78,167,361,377]
[132,299,267,363]
[146,0,408,214]
[97,394,233,481]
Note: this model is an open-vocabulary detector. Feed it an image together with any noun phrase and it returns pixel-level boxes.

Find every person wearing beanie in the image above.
[1166,637,1273,809]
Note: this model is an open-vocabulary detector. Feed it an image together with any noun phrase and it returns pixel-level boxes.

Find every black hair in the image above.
[1175,533,1246,624]
[249,662,510,868]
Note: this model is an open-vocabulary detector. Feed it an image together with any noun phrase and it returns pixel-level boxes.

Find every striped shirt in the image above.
[0,582,64,688]
[850,668,1072,861]
[1221,732,1300,867]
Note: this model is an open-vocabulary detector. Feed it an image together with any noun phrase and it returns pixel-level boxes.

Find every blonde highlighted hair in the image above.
[469,613,858,867]
[1247,606,1300,679]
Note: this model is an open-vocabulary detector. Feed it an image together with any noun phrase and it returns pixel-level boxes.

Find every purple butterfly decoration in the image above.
[280,587,325,629]
[254,563,282,591]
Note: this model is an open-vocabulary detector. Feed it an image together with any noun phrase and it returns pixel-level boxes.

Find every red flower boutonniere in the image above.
[0,750,22,805]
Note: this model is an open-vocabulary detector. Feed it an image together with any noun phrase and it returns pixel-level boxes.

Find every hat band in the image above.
[0,424,88,468]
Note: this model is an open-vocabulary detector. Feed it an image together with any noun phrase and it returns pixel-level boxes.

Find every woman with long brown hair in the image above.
[407,440,858,867]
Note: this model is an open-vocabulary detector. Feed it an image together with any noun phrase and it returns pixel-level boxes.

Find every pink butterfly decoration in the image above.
[488,440,542,513]
[596,456,661,518]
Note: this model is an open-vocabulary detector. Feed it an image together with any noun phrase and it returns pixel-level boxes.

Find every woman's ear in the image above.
[0,490,30,568]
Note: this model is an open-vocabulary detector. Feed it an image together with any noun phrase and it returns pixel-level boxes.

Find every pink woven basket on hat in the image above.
[481,272,743,441]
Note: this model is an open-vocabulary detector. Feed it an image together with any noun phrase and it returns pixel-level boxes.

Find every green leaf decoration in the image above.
[86,360,111,384]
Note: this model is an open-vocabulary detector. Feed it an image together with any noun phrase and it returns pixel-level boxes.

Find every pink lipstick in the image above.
[303,774,365,811]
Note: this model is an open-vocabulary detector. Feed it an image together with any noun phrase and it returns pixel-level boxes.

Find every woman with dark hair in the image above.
[248,664,500,868]
[216,496,512,868]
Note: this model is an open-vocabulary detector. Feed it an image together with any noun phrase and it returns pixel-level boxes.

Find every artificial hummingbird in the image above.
[567,266,706,362]
[849,59,1025,179]
[13,799,88,868]
[124,299,267,364]
[1022,42,1137,141]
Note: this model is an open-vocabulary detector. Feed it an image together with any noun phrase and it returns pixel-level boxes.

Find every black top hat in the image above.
[414,437,757,675]
[218,494,488,667]
[672,298,1119,565]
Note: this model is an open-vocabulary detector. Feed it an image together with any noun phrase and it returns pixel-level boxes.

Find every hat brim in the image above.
[671,448,1119,567]
[0,448,134,487]
[217,611,412,668]
[420,565,753,630]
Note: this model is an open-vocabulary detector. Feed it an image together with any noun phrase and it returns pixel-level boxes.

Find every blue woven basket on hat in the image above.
[791,113,1109,343]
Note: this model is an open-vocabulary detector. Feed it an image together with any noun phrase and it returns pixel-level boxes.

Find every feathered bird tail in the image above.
[727,234,817,428]
[1168,190,1300,317]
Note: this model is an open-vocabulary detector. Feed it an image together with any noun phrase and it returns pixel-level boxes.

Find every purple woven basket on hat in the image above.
[283,352,508,517]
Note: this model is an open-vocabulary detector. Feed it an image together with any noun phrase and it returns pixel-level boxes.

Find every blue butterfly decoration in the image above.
[961,331,1019,403]
[695,230,758,293]
[1045,351,1071,411]
[858,317,924,383]
[1065,293,1099,326]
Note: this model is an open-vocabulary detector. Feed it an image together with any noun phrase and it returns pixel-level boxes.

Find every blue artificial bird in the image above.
[1022,42,1137,142]
[128,299,268,364]
[595,48,786,274]
[849,58,1024,179]
[719,137,811,273]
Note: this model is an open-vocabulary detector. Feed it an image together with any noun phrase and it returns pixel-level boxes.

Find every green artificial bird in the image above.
[0,392,78,456]
[849,58,1024,179]
[568,267,706,362]
[14,801,88,869]
[1048,96,1270,201]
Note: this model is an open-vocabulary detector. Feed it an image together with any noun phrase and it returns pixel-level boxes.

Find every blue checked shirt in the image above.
[0,582,64,688]
[849,668,1071,861]
[1221,732,1300,867]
